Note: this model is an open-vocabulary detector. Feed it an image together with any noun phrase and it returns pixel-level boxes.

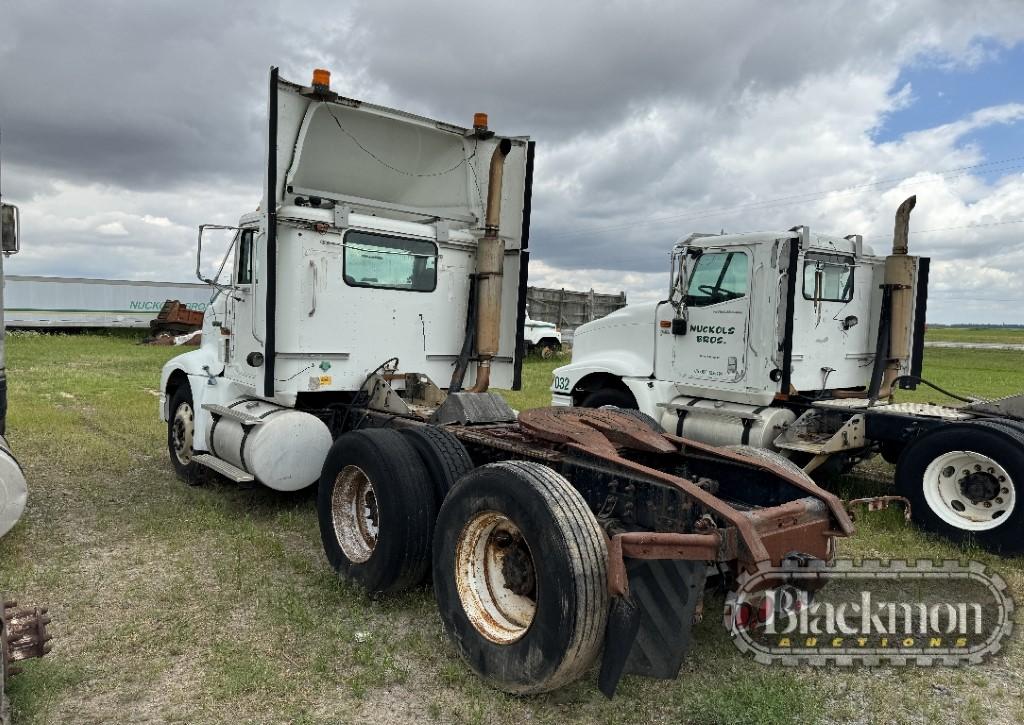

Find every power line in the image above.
[865,218,1024,241]
[543,155,1024,241]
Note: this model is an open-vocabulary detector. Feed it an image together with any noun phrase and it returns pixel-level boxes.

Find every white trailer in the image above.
[4,275,209,328]
[552,198,1024,553]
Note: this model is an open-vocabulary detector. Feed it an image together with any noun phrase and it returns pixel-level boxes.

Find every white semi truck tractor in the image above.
[160,68,866,696]
[552,197,1024,553]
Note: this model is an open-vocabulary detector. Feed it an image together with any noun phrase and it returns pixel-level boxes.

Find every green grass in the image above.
[1,332,1022,723]
[925,326,1024,345]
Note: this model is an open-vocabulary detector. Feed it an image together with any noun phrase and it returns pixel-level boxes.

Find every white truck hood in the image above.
[268,71,530,244]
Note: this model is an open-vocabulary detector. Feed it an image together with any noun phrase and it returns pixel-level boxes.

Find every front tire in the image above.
[317,429,437,595]
[896,421,1024,553]
[167,384,202,485]
[433,461,608,694]
[579,386,637,410]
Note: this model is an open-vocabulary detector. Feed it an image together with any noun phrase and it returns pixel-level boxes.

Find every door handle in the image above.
[308,260,317,317]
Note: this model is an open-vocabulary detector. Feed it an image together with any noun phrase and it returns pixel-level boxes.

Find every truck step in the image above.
[202,404,265,426]
[193,454,254,483]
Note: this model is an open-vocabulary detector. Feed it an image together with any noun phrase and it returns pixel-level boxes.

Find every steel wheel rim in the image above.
[454,511,537,644]
[172,402,195,466]
[332,465,379,563]
[923,450,1015,531]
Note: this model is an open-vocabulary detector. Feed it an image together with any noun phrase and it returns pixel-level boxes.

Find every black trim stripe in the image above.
[779,239,799,395]
[902,257,930,390]
[512,140,536,392]
[264,66,279,399]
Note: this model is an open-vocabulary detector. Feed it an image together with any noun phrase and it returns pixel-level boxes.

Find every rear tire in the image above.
[318,429,437,594]
[896,421,1024,553]
[167,384,202,485]
[398,425,474,502]
[433,461,608,694]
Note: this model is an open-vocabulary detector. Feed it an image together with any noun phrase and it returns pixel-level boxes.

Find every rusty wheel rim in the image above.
[172,402,195,466]
[332,465,379,563]
[454,511,537,644]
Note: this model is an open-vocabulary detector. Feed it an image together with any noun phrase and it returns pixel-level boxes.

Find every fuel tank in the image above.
[207,399,332,491]
[659,397,796,451]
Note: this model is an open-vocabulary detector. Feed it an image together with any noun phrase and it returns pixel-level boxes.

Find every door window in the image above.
[686,251,749,307]
[235,230,255,285]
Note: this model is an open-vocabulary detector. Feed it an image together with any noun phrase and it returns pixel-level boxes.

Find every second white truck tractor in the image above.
[553,198,1024,553]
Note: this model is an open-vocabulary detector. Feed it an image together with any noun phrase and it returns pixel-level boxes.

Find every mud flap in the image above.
[598,559,707,698]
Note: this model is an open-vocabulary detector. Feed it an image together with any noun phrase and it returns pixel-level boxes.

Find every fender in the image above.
[550,355,654,399]
[159,347,224,421]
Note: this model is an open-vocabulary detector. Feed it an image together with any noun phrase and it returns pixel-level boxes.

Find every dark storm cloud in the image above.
[1,0,1023,322]
[0,0,352,192]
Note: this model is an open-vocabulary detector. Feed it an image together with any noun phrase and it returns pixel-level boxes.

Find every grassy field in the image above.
[2,332,1024,724]
[925,327,1024,346]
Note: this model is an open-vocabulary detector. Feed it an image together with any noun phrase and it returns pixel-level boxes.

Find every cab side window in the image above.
[235,230,255,285]
[802,254,854,302]
[686,251,749,307]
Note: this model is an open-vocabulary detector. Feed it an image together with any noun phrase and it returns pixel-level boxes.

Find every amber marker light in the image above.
[312,68,331,89]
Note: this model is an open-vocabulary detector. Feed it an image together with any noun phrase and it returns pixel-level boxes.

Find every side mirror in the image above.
[1,203,20,255]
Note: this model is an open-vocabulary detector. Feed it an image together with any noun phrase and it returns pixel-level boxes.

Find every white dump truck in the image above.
[523,311,561,357]
[160,68,862,696]
[551,198,1024,553]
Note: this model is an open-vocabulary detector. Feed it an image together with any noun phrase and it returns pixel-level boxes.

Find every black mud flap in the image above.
[598,559,707,698]
[598,595,641,698]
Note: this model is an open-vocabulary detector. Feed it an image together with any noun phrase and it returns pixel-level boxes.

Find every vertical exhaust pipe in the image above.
[468,138,513,393]
[876,195,917,398]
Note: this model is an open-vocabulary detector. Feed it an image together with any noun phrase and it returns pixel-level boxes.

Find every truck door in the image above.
[225,228,260,388]
[656,247,751,387]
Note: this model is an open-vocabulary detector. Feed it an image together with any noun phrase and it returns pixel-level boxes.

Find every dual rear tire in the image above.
[316,430,609,693]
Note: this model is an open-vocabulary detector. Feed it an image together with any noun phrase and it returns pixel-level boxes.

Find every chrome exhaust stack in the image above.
[468,138,513,393]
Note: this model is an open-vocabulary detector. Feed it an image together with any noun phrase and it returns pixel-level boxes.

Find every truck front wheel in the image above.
[167,385,202,485]
[317,429,436,595]
[579,386,637,411]
[896,421,1024,553]
[433,461,608,694]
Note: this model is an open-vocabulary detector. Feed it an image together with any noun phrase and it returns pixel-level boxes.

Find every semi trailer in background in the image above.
[4,275,209,328]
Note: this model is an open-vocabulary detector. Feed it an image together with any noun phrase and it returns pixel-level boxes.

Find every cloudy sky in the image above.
[1,0,1023,323]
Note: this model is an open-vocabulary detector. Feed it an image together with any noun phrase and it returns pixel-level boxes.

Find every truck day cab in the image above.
[160,68,859,696]
[552,198,1024,553]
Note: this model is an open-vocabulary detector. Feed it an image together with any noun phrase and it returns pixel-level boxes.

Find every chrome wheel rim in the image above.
[923,450,1014,531]
[454,511,537,644]
[171,402,195,466]
[331,465,379,563]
